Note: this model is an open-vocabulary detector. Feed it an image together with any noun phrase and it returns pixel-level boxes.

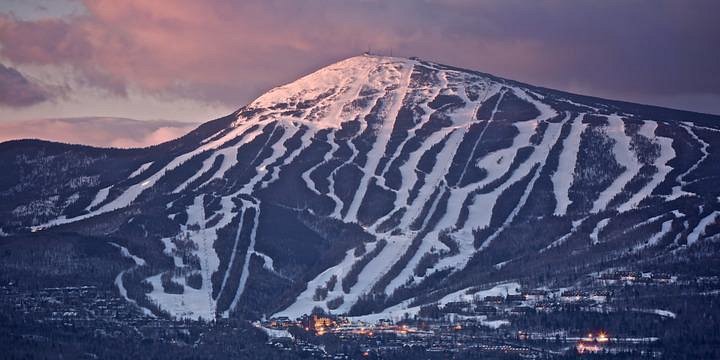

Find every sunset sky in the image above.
[1,0,719,147]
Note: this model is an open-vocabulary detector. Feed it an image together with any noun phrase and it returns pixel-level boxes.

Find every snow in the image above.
[592,115,639,213]
[348,282,520,324]
[145,194,231,320]
[669,124,709,198]
[344,60,413,222]
[254,322,294,339]
[109,242,154,317]
[687,211,720,246]
[86,186,112,211]
[37,120,263,228]
[552,114,587,216]
[226,201,261,316]
[632,308,676,319]
[128,162,153,179]
[456,90,506,186]
[633,219,673,252]
[618,121,676,212]
[109,242,146,266]
[589,218,610,245]
[252,55,415,129]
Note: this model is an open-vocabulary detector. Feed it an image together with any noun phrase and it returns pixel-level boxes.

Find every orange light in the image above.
[597,332,609,342]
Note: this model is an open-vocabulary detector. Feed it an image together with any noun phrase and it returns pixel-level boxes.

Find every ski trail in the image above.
[456,89,506,187]
[633,219,673,252]
[345,62,414,222]
[262,125,316,189]
[591,114,640,212]
[225,202,261,316]
[36,121,261,229]
[617,121,676,212]
[677,124,710,185]
[687,211,720,247]
[376,70,447,183]
[478,112,570,250]
[217,204,247,299]
[552,114,586,216]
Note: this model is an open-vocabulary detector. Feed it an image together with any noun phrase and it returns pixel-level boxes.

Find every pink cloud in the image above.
[0,1,719,114]
[0,63,54,107]
[0,117,197,148]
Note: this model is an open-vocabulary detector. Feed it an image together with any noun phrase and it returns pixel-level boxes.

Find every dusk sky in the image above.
[1,0,718,147]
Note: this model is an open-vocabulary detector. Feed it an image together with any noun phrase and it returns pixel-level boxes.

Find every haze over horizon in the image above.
[1,0,719,146]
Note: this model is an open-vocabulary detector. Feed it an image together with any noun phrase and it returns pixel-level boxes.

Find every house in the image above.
[506,294,527,303]
[474,305,497,315]
[591,290,612,303]
[560,290,589,302]
[511,306,535,315]
[522,290,548,301]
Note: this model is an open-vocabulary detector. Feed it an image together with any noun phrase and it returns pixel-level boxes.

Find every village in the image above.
[0,269,711,359]
[258,271,684,358]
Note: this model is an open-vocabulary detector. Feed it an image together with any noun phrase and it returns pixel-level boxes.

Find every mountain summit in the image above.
[1,54,718,321]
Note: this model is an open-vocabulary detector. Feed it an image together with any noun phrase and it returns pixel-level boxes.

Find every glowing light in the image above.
[597,332,609,342]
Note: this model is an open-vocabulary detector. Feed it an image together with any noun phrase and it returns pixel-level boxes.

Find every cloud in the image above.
[0,117,197,148]
[0,1,719,113]
[0,63,53,107]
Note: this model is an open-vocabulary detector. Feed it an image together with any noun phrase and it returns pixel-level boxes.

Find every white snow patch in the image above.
[687,211,720,246]
[633,219,673,252]
[128,162,153,179]
[552,114,587,215]
[85,186,112,211]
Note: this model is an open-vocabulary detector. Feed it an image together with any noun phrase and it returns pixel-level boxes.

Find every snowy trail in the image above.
[301,131,336,196]
[456,90,506,187]
[225,202,261,316]
[110,242,154,317]
[345,62,414,223]
[376,69,447,184]
[217,204,248,299]
[589,218,611,245]
[476,104,567,250]
[687,211,720,247]
[676,124,710,186]
[36,121,262,229]
[552,114,586,216]
[592,115,639,213]
[617,121,676,212]
[388,87,560,293]
[86,186,111,211]
[371,76,481,231]
[262,125,316,189]
[633,219,673,252]
[128,162,153,179]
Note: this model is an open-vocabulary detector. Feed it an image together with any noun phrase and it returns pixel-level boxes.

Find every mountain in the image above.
[0,117,198,148]
[1,54,718,322]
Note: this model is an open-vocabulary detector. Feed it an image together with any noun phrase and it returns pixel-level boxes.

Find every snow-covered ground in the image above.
[348,282,520,324]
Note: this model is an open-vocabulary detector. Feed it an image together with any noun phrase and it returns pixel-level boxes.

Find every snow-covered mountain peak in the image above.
[245,54,416,129]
